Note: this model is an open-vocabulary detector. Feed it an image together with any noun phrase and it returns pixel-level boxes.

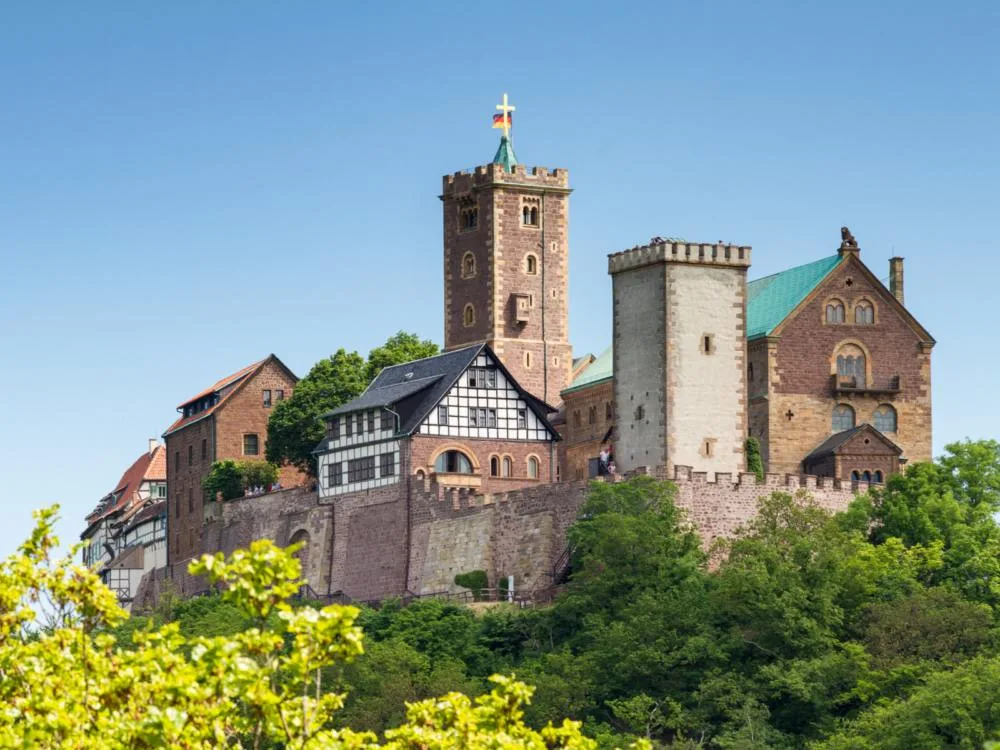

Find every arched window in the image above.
[588,406,596,425]
[835,344,867,388]
[462,252,476,278]
[826,300,846,324]
[434,450,473,474]
[527,456,539,479]
[525,254,538,274]
[522,206,530,224]
[854,300,874,324]
[873,404,897,432]
[851,470,861,481]
[832,404,856,432]
[502,456,512,478]
[490,456,499,477]
[605,402,613,421]
[863,470,872,482]
[463,304,475,327]
[530,207,538,225]
[874,470,884,484]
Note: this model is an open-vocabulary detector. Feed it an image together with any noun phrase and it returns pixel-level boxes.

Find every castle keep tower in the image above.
[609,240,751,475]
[441,141,572,406]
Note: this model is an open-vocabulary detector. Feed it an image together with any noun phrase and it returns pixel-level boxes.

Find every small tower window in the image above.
[522,201,539,227]
[461,252,476,278]
[460,207,478,231]
[525,254,538,274]
[702,334,714,354]
[635,405,645,421]
[463,304,475,327]
[524,351,532,369]
[855,300,874,324]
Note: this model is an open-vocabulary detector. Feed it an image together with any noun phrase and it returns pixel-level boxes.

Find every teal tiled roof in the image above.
[562,345,613,395]
[492,136,517,173]
[746,254,842,339]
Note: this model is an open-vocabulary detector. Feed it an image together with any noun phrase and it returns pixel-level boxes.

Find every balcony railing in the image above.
[832,374,901,395]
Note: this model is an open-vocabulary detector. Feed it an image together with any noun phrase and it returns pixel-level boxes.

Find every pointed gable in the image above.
[747,255,842,339]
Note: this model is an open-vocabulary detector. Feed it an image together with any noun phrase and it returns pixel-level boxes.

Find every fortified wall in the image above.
[133,470,862,610]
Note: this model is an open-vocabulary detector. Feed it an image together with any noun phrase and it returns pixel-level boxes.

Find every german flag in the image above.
[492,112,512,129]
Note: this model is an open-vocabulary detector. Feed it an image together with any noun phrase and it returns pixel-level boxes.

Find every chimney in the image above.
[889,257,904,305]
[148,438,159,456]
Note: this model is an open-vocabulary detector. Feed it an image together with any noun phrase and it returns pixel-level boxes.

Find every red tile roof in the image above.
[86,444,166,525]
[162,358,268,437]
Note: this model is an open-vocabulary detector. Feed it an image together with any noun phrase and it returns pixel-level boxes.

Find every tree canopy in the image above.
[266,332,438,476]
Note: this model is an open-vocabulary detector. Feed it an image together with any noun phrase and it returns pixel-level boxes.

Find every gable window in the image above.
[276,389,285,401]
[468,369,479,388]
[438,405,449,426]
[873,404,897,432]
[328,461,342,487]
[470,408,496,427]
[263,390,272,407]
[832,404,856,432]
[486,369,497,388]
[490,456,500,477]
[855,300,874,324]
[527,456,539,479]
[463,304,475,327]
[434,450,473,474]
[243,434,259,455]
[517,409,527,429]
[525,254,538,274]
[502,456,512,477]
[462,252,476,278]
[380,452,395,477]
[836,345,868,388]
[826,300,846,324]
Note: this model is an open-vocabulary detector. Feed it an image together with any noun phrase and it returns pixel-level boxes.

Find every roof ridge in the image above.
[747,253,841,287]
[376,343,481,373]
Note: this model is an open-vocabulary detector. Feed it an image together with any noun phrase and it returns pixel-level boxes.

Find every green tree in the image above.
[266,332,438,477]
[202,459,244,501]
[744,437,764,482]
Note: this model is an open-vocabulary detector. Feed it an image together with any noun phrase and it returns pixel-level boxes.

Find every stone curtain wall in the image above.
[135,468,861,609]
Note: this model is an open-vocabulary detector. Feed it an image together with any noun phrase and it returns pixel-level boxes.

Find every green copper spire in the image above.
[492,135,517,173]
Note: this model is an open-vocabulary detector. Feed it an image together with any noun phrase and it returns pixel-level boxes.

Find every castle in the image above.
[83,98,935,608]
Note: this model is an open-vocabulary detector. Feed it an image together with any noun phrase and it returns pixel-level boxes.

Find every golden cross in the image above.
[496,92,516,139]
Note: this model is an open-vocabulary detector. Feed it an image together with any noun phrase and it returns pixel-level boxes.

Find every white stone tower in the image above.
[609,239,751,475]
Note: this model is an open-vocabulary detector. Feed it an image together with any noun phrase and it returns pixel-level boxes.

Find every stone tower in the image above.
[441,143,572,406]
[609,239,752,475]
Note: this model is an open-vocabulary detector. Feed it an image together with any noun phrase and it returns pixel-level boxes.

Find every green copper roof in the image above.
[492,136,517,173]
[746,254,842,339]
[563,345,613,395]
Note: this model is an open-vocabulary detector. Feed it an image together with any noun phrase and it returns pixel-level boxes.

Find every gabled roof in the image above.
[121,499,167,536]
[747,254,842,339]
[805,424,902,462]
[162,354,297,437]
[314,343,559,453]
[84,444,167,529]
[562,345,613,396]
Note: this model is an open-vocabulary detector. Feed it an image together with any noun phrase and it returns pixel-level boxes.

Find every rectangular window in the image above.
[331,418,340,439]
[345,416,352,438]
[380,409,393,431]
[487,408,497,427]
[263,389,272,407]
[438,405,449,426]
[367,410,375,433]
[188,444,193,465]
[276,389,285,401]
[468,368,479,388]
[347,456,376,483]
[328,461,342,487]
[486,369,497,388]
[175,451,180,471]
[175,492,181,517]
[380,452,395,477]
[156,484,167,499]
[243,434,259,456]
[187,487,193,513]
[201,438,207,460]
[356,413,364,435]
[517,409,527,429]
[471,407,495,427]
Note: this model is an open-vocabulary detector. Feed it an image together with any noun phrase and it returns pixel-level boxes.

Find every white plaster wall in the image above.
[665,264,745,475]
[612,264,666,472]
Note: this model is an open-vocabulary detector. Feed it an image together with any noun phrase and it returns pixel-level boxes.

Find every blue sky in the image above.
[1,2,996,558]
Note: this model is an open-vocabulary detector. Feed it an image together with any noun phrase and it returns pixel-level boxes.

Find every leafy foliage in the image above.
[266,332,438,476]
[0,509,621,749]
[454,570,489,600]
[744,437,764,481]
[202,459,280,501]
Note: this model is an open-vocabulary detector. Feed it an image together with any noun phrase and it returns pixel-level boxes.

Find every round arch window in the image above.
[435,450,473,474]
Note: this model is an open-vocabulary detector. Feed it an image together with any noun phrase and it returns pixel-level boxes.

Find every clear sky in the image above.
[1,2,996,558]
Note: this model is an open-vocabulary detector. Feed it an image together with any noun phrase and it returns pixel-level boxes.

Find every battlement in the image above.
[442,162,571,195]
[608,239,752,274]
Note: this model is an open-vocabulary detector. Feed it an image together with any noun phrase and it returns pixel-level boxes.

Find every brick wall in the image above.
[765,254,933,475]
[165,417,215,564]
[561,379,614,480]
[409,434,556,493]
